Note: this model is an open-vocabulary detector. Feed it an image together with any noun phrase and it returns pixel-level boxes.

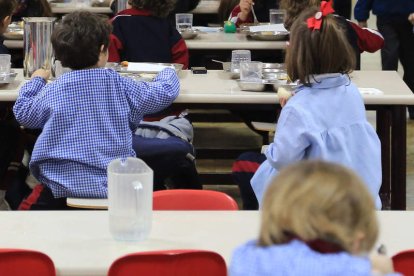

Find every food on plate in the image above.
[120,61,129,67]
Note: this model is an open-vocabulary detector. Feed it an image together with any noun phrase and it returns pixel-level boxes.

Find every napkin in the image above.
[249,24,288,33]
[127,63,174,72]
[358,88,384,95]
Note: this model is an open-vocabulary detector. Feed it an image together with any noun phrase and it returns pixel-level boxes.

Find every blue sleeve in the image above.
[265,105,309,169]
[13,77,50,129]
[122,68,180,126]
[354,0,374,21]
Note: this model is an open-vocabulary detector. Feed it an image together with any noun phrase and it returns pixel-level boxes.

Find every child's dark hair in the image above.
[285,7,355,86]
[128,0,176,18]
[51,11,112,70]
[0,0,17,28]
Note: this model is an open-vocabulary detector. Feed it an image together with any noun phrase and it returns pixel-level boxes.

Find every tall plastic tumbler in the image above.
[108,157,153,241]
[23,17,56,78]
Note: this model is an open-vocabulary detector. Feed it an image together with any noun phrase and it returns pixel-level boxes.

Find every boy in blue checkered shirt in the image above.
[13,11,180,210]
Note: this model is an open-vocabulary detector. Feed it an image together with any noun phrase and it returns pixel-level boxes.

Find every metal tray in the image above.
[223,62,286,79]
[0,70,17,84]
[246,31,289,41]
[237,79,298,92]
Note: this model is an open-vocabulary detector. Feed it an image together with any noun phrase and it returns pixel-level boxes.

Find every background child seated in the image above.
[108,0,189,68]
[230,161,399,276]
[13,11,180,210]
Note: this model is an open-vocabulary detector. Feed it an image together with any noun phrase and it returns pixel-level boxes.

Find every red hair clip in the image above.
[307,0,335,30]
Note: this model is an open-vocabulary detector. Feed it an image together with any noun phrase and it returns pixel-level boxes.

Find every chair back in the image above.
[108,249,227,276]
[0,248,56,276]
[392,249,414,276]
[153,189,239,210]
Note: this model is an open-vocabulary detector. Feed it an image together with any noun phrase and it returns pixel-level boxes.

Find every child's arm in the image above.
[265,106,309,169]
[347,20,384,53]
[108,33,122,62]
[123,68,180,124]
[13,69,51,129]
[171,34,189,69]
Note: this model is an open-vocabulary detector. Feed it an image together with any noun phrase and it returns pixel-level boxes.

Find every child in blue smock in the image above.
[251,3,382,209]
[13,11,180,210]
[230,161,399,276]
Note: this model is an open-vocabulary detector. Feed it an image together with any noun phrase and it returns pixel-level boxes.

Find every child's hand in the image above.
[408,13,414,25]
[238,0,253,21]
[278,87,292,107]
[31,69,50,81]
[370,254,395,274]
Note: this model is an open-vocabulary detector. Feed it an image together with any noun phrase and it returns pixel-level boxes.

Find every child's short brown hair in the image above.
[128,0,176,18]
[0,0,16,29]
[259,160,378,254]
[285,7,355,86]
[51,11,111,70]
[279,0,321,30]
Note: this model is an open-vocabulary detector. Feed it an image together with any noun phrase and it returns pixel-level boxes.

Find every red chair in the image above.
[153,189,239,210]
[0,249,56,276]
[108,249,227,276]
[392,249,414,276]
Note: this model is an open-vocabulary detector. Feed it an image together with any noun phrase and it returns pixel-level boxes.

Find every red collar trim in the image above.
[117,8,152,16]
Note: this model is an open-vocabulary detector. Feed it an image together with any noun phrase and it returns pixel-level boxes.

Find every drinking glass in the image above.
[0,54,11,82]
[230,50,251,72]
[269,9,286,24]
[175,13,193,32]
[240,61,263,81]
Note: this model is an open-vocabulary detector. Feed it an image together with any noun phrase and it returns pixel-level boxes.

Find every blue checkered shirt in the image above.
[230,240,401,276]
[13,68,179,198]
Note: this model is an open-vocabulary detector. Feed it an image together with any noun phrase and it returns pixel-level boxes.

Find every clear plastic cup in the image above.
[269,9,286,24]
[175,13,193,32]
[230,50,251,72]
[0,54,11,82]
[240,61,263,81]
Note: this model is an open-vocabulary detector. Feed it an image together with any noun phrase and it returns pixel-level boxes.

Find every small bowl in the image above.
[179,29,199,40]
[236,79,266,92]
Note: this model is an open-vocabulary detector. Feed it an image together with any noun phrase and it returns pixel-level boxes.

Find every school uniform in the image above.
[251,73,382,209]
[108,8,189,69]
[13,68,179,209]
[230,239,401,276]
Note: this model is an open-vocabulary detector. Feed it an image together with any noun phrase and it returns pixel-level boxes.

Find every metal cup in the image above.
[23,17,56,79]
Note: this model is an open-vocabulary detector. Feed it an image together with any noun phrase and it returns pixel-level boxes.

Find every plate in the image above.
[107,62,183,74]
[247,31,289,41]
[0,70,18,84]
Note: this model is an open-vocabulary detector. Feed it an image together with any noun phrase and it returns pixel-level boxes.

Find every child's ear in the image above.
[1,15,11,28]
[350,231,366,254]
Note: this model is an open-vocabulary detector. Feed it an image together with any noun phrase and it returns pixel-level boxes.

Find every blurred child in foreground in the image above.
[230,161,399,276]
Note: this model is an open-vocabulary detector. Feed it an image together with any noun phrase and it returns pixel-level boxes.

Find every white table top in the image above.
[185,32,287,50]
[4,32,286,51]
[0,210,412,276]
[1,70,413,105]
[191,0,219,14]
[51,5,112,14]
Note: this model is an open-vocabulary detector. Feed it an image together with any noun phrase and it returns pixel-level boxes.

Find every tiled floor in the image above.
[194,39,414,211]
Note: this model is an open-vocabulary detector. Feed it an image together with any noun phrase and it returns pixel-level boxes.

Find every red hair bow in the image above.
[307,0,335,30]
